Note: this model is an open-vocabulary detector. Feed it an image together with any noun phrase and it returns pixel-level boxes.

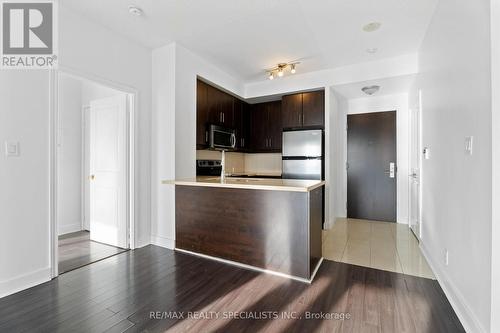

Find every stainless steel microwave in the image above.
[209,124,236,150]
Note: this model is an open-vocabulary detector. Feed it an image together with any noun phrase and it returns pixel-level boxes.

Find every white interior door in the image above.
[409,106,421,239]
[89,95,128,248]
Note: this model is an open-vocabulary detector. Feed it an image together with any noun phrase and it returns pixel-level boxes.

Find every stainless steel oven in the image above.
[209,124,236,150]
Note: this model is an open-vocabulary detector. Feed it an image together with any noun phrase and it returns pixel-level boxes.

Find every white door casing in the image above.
[409,100,422,239]
[89,95,128,248]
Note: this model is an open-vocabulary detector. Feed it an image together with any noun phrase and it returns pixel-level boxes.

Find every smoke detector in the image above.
[363,22,382,32]
[361,85,380,95]
[128,5,143,16]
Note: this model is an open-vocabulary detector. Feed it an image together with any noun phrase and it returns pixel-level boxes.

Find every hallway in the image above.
[322,219,434,279]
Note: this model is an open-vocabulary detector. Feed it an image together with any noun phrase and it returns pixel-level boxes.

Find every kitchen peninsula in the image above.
[163,177,325,282]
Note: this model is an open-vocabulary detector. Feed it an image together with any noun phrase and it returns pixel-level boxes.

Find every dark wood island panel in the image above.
[175,185,323,280]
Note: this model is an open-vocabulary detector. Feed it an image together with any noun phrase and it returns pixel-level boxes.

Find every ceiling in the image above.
[60,0,437,82]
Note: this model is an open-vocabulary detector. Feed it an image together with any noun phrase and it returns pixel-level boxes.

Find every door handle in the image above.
[89,174,95,180]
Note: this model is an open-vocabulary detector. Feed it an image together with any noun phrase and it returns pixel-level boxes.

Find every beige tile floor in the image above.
[322,218,435,279]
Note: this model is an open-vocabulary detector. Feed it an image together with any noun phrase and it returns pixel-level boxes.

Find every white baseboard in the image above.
[420,243,486,333]
[58,222,82,236]
[0,267,51,299]
[150,235,175,249]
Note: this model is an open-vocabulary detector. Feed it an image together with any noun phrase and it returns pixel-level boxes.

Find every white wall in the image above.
[491,0,500,331]
[344,93,410,224]
[81,81,122,106]
[0,5,152,298]
[57,75,83,235]
[151,43,244,248]
[413,0,492,331]
[0,71,51,298]
[329,90,348,221]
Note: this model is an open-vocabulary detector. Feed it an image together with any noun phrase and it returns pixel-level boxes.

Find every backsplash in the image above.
[244,153,282,174]
[196,150,282,175]
[196,150,245,173]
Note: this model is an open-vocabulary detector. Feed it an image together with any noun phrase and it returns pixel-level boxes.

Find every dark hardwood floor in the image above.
[59,231,127,274]
[0,245,464,333]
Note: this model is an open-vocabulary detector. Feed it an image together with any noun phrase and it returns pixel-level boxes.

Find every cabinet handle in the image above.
[219,112,222,122]
[205,131,208,143]
[223,112,225,123]
[270,138,272,147]
[242,138,245,147]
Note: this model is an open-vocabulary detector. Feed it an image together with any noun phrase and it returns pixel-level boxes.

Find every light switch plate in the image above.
[5,141,20,157]
[465,136,473,155]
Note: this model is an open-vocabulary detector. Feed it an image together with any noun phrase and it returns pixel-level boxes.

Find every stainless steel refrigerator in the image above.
[282,129,323,180]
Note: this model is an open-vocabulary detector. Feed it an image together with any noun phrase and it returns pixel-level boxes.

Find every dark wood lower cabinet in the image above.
[175,185,323,280]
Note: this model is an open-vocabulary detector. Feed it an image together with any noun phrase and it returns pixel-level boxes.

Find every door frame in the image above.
[408,92,423,240]
[49,67,137,278]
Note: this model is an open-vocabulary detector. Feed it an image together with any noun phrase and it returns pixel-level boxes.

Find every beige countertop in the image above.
[226,171,282,177]
[162,176,325,192]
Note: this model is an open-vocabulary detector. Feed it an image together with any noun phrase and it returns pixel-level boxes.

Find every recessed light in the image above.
[366,47,378,54]
[361,85,380,95]
[128,5,143,16]
[363,22,381,32]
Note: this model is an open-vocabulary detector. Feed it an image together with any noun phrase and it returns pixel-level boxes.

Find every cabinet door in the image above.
[268,101,282,151]
[221,93,234,127]
[196,80,209,147]
[282,93,303,129]
[233,98,244,150]
[249,103,268,151]
[241,102,251,150]
[302,90,325,128]
[206,84,222,125]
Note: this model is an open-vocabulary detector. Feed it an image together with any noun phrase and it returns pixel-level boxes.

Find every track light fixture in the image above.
[267,62,300,80]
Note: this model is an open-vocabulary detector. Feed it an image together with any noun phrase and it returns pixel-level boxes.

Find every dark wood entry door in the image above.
[347,111,397,222]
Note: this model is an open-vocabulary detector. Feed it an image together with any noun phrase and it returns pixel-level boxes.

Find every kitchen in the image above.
[166,78,327,282]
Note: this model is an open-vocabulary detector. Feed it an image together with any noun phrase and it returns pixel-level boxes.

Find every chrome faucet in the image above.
[220,150,226,183]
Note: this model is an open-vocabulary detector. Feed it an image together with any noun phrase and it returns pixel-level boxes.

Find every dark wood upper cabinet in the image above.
[249,103,268,151]
[302,90,325,128]
[282,93,303,129]
[196,80,209,147]
[249,101,282,152]
[267,101,282,150]
[282,90,324,129]
[206,84,233,127]
[197,79,323,153]
[234,98,250,150]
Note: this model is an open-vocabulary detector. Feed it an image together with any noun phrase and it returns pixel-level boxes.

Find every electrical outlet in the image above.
[444,249,449,266]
